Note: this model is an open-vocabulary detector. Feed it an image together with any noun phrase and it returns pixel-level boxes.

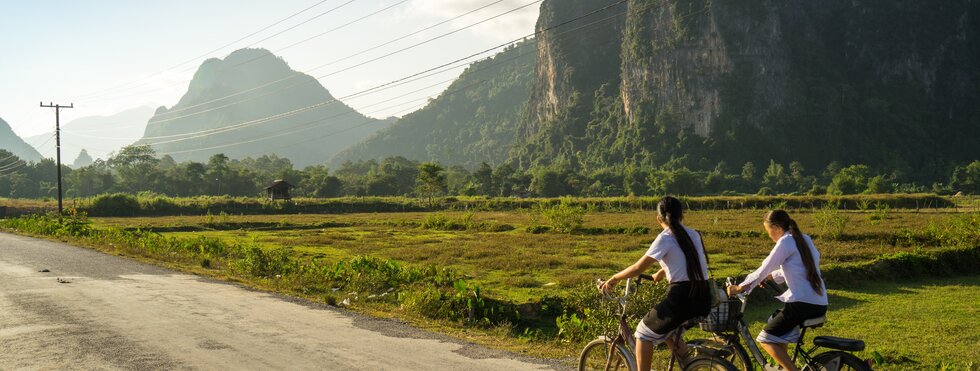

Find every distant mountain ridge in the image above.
[0,117,43,163]
[138,48,390,167]
[25,106,155,163]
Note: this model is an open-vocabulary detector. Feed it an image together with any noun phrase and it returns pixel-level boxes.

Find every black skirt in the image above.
[764,301,828,336]
[641,281,712,334]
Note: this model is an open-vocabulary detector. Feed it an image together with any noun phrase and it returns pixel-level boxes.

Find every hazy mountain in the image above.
[510,0,980,181]
[332,40,535,169]
[25,106,155,163]
[73,149,94,168]
[138,48,390,167]
[0,117,43,163]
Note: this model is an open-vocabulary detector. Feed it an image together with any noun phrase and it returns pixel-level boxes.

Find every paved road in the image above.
[0,232,558,370]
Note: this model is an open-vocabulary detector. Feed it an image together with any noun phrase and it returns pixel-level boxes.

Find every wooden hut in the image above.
[264,179,294,201]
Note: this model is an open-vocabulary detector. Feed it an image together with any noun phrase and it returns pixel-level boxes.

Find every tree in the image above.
[416,163,446,205]
[762,160,789,193]
[531,168,567,197]
[474,162,494,195]
[300,165,342,198]
[828,164,873,195]
[950,161,980,195]
[108,145,160,193]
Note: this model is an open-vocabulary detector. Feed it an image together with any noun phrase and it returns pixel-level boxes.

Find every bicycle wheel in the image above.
[684,355,739,371]
[687,339,752,371]
[810,351,872,371]
[579,338,635,371]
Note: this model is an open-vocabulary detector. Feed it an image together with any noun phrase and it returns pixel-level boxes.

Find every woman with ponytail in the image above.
[727,210,828,371]
[599,196,711,371]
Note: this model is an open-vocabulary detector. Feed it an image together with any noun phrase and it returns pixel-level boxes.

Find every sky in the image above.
[0,0,540,139]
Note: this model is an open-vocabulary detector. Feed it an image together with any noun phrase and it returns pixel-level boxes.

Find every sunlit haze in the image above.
[0,0,539,137]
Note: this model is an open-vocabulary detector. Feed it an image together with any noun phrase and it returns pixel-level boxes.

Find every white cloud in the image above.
[407,0,540,42]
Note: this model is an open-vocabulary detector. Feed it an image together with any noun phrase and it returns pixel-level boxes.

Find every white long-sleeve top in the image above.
[739,232,828,305]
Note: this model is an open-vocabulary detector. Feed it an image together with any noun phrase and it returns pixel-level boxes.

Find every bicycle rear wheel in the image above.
[579,338,635,371]
[810,351,872,371]
[684,355,739,371]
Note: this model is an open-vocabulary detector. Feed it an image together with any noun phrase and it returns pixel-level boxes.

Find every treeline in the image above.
[1,146,978,199]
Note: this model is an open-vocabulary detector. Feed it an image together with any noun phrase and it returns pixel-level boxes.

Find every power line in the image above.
[70,0,338,101]
[77,0,632,152]
[74,0,662,161]
[93,0,533,122]
[40,102,73,216]
[0,134,54,162]
[75,0,508,107]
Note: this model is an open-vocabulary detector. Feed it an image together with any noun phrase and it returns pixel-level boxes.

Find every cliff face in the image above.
[511,0,627,168]
[620,0,791,137]
[515,0,980,179]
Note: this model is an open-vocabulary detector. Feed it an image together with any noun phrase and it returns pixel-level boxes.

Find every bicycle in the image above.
[687,277,872,371]
[579,274,738,371]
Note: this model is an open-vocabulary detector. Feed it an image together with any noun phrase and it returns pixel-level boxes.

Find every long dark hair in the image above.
[657,196,706,285]
[765,210,823,295]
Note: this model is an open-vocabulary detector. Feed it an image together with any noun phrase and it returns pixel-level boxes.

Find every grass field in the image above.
[3,198,978,369]
[91,208,972,301]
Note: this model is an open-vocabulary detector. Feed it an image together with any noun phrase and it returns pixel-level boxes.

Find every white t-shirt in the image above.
[739,232,828,305]
[644,226,709,283]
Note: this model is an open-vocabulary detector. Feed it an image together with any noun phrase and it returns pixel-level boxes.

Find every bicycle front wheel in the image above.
[687,338,752,371]
[684,355,739,371]
[579,338,635,371]
[810,351,872,371]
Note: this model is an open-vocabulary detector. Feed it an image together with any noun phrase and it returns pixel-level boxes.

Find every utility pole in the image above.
[40,102,73,216]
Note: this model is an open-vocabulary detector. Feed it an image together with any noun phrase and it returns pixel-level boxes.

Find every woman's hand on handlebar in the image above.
[726,284,744,297]
[652,268,666,282]
[598,276,620,295]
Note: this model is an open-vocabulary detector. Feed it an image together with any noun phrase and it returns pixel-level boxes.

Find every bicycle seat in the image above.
[801,316,826,328]
[813,336,865,352]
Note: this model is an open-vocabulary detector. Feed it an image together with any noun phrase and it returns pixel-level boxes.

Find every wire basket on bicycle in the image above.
[698,298,741,333]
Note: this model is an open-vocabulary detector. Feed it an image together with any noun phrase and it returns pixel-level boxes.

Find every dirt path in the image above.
[0,232,559,370]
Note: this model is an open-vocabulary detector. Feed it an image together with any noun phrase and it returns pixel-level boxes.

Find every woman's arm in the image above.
[599,255,658,294]
[728,240,792,295]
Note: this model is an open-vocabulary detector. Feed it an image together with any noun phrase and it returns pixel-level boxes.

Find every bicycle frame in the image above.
[727,281,826,371]
[595,275,700,371]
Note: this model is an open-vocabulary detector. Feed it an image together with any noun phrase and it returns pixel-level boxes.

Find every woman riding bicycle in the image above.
[599,196,712,371]
[726,210,828,371]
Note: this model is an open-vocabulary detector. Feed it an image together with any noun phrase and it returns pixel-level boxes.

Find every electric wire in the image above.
[71,0,337,101]
[104,0,536,121]
[71,0,633,155]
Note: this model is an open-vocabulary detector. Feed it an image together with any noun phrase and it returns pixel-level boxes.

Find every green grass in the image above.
[736,276,980,370]
[4,204,977,367]
[88,209,975,301]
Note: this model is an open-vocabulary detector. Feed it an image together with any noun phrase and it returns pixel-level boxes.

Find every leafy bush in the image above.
[419,212,512,232]
[813,201,848,240]
[232,245,295,278]
[540,197,586,233]
[88,193,142,216]
[868,202,890,225]
[553,279,667,343]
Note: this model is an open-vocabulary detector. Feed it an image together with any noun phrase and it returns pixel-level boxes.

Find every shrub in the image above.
[813,201,848,240]
[540,197,586,233]
[554,279,667,343]
[232,245,295,278]
[88,193,141,216]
